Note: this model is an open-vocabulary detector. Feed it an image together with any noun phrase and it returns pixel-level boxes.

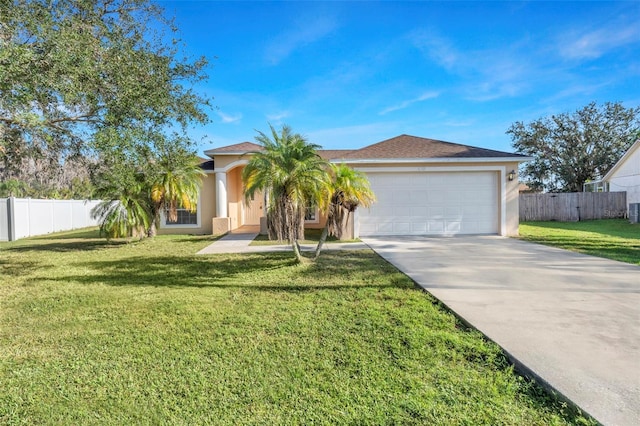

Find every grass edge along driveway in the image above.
[1,229,594,424]
[519,219,640,266]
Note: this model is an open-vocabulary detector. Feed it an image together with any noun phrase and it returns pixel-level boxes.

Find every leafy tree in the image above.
[0,0,210,190]
[0,178,29,197]
[507,102,640,192]
[314,163,375,260]
[242,124,329,262]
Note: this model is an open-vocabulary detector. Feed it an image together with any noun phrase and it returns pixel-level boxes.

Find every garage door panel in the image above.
[411,222,427,233]
[429,190,446,203]
[428,221,444,232]
[427,174,446,185]
[359,171,499,236]
[444,206,461,217]
[445,221,462,232]
[394,222,411,233]
[428,206,445,216]
[410,207,428,216]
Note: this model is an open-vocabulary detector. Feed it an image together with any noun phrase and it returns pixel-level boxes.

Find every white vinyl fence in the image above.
[0,198,102,242]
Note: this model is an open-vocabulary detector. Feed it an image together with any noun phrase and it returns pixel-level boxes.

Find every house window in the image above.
[304,203,318,223]
[164,203,199,226]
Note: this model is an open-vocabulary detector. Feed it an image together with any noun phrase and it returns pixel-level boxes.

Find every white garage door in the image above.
[359,171,499,236]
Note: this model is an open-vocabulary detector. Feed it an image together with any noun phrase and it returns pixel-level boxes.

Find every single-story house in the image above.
[602,139,640,222]
[158,134,530,238]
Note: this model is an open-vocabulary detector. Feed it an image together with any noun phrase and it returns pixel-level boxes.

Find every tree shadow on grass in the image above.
[27,228,103,240]
[4,239,128,253]
[0,258,42,277]
[47,251,405,291]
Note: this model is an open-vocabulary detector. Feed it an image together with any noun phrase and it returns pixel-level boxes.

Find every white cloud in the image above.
[410,32,459,70]
[265,16,337,65]
[266,111,290,122]
[410,30,534,102]
[379,91,440,115]
[216,111,242,124]
[558,22,640,60]
[409,29,607,104]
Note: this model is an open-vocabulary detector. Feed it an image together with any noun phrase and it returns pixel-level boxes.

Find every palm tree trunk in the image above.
[313,224,329,260]
[147,221,157,238]
[291,238,304,263]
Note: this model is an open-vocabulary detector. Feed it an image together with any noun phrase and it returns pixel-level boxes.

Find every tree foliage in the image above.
[91,140,204,239]
[242,124,329,262]
[314,163,375,260]
[0,0,210,193]
[507,102,640,192]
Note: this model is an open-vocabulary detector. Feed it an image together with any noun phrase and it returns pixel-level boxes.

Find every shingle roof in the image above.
[342,134,525,159]
[204,135,526,161]
[317,149,355,160]
[204,141,263,155]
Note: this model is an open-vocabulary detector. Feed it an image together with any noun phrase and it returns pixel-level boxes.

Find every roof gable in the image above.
[343,134,526,160]
[204,141,263,156]
[603,139,640,181]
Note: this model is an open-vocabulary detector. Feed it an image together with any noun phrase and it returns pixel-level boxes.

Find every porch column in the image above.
[215,172,228,218]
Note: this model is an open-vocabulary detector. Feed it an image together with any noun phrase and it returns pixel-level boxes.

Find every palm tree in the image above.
[148,147,204,237]
[91,173,151,239]
[314,164,375,260]
[92,143,204,239]
[243,124,329,262]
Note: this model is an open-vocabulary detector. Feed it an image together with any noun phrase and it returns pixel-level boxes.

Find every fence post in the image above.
[8,197,16,241]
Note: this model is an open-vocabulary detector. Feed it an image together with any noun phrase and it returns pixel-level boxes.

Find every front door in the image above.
[244,193,263,225]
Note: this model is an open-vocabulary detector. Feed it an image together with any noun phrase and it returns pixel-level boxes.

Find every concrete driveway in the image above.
[363,236,640,426]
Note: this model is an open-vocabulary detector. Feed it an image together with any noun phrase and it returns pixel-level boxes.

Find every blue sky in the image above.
[158,1,640,156]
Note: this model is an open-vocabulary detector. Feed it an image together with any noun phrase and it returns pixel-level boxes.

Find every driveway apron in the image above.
[363,235,640,426]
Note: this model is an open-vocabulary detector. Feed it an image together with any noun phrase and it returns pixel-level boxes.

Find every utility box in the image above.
[630,203,640,224]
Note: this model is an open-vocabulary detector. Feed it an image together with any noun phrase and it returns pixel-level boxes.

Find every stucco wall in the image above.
[158,173,216,235]
[213,154,248,171]
[505,162,520,236]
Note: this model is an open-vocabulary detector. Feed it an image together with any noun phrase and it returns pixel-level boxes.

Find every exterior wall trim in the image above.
[213,159,250,173]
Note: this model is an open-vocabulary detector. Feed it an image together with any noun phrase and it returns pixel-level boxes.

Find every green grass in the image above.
[519,219,640,265]
[251,227,360,245]
[0,229,593,425]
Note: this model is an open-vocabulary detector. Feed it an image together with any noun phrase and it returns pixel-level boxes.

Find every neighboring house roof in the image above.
[204,134,528,162]
[603,139,640,181]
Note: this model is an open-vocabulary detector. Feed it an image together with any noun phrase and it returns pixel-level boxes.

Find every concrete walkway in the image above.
[197,227,369,254]
[363,235,640,426]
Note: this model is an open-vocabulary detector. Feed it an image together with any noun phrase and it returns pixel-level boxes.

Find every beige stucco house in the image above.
[158,135,529,238]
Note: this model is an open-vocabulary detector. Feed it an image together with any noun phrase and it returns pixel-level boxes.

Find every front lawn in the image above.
[519,219,640,265]
[1,230,591,424]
